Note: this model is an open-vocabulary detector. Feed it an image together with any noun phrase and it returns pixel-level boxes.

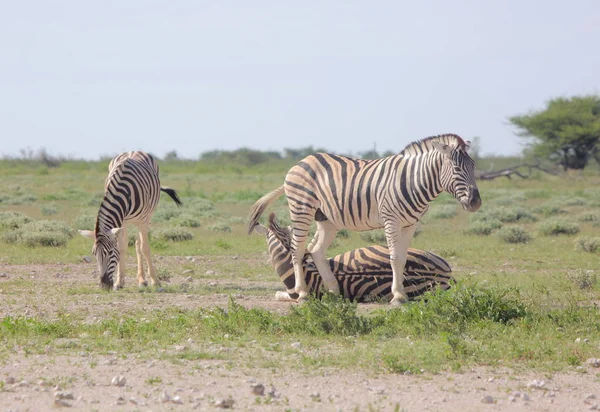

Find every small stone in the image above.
[116,396,126,405]
[251,383,265,396]
[310,392,321,401]
[584,338,590,343]
[0,273,8,278]
[174,345,187,351]
[183,269,194,275]
[83,256,92,263]
[527,379,546,390]
[206,270,215,275]
[160,391,171,403]
[129,397,142,405]
[54,399,72,408]
[186,276,193,282]
[172,395,183,404]
[523,393,531,401]
[509,396,516,402]
[590,404,598,411]
[586,358,600,368]
[103,330,112,337]
[5,377,16,384]
[17,380,30,387]
[291,342,302,349]
[54,391,74,400]
[575,338,582,343]
[587,395,598,400]
[512,392,522,398]
[110,376,126,387]
[481,395,494,404]
[214,398,235,408]
[208,282,217,287]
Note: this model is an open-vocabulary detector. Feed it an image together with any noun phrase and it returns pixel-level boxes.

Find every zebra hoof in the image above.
[113,284,124,291]
[139,281,148,287]
[390,295,409,306]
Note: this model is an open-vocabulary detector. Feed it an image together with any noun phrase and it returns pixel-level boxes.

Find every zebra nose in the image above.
[468,187,482,210]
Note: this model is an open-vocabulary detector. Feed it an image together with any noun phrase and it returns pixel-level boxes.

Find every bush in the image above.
[532,202,566,216]
[495,226,532,244]
[470,207,536,224]
[21,231,69,247]
[41,204,59,216]
[0,211,33,230]
[578,212,599,223]
[566,269,597,290]
[537,219,580,236]
[2,219,74,247]
[428,205,457,220]
[466,219,503,236]
[154,227,193,242]
[360,229,386,244]
[73,213,96,230]
[23,220,74,238]
[337,229,350,239]
[208,222,232,233]
[176,215,202,228]
[574,236,600,253]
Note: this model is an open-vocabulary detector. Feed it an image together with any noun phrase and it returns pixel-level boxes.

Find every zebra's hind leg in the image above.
[309,221,340,295]
[138,225,159,287]
[290,218,313,302]
[134,233,147,287]
[385,222,418,305]
[114,226,128,290]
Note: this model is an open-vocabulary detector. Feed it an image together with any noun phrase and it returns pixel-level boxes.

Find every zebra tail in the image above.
[247,186,285,235]
[160,187,183,207]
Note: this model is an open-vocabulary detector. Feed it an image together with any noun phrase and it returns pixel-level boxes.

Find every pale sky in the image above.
[1,1,599,160]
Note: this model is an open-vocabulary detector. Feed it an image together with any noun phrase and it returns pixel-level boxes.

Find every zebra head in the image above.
[79,228,122,289]
[251,214,296,290]
[432,140,482,212]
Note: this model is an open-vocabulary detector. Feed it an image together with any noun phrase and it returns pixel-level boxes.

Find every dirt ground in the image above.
[1,259,600,411]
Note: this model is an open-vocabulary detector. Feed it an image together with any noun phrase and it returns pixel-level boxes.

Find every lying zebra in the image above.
[252,213,454,302]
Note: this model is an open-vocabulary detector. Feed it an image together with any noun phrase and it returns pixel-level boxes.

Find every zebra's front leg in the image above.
[138,226,159,287]
[385,222,417,305]
[114,226,128,290]
[134,233,147,287]
[290,223,311,302]
[309,221,340,295]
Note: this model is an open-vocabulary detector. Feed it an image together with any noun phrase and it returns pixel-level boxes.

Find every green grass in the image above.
[0,157,600,374]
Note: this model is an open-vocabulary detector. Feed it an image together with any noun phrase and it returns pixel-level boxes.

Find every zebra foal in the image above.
[252,213,454,302]
[248,134,481,305]
[79,151,182,290]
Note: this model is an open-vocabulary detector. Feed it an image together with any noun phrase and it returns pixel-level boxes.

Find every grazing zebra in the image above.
[248,134,481,305]
[252,213,454,302]
[79,151,182,290]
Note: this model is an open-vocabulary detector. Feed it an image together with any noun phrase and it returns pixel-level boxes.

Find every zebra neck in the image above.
[95,196,125,234]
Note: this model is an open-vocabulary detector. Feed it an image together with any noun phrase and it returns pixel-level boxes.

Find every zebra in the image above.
[252,213,454,302]
[79,151,182,290]
[248,134,481,305]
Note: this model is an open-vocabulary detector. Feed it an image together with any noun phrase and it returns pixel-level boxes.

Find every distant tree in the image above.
[509,95,600,170]
[164,150,179,161]
[283,146,328,160]
[468,136,482,161]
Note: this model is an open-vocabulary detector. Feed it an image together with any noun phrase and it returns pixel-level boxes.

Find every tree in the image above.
[509,95,600,170]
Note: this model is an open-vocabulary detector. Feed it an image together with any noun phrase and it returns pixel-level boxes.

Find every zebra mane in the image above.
[400,134,466,156]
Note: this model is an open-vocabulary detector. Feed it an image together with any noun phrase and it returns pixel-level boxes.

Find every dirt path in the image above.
[1,259,600,411]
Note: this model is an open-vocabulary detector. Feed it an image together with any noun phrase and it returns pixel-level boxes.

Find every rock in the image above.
[160,391,171,403]
[186,276,193,282]
[291,342,302,349]
[587,395,598,400]
[523,393,531,401]
[129,397,143,405]
[54,391,74,400]
[116,396,126,405]
[214,398,235,408]
[183,269,194,275]
[5,377,16,384]
[206,270,215,275]
[251,383,265,396]
[267,386,279,398]
[575,338,582,343]
[54,399,72,408]
[586,358,600,368]
[481,395,494,404]
[172,395,183,404]
[310,392,321,401]
[174,345,187,351]
[208,282,217,287]
[0,273,8,278]
[110,376,126,387]
[83,256,92,263]
[590,404,598,411]
[527,379,546,390]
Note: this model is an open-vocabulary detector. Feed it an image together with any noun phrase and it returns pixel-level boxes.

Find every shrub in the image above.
[574,236,600,253]
[0,211,33,230]
[2,219,74,247]
[23,220,74,238]
[537,219,580,236]
[532,202,566,216]
[208,222,232,233]
[360,229,386,244]
[21,231,69,247]
[41,204,59,216]
[466,219,502,236]
[428,205,457,220]
[176,215,202,228]
[470,207,536,224]
[337,229,350,239]
[73,214,96,230]
[154,227,193,242]
[578,212,599,223]
[495,226,532,244]
[566,269,597,290]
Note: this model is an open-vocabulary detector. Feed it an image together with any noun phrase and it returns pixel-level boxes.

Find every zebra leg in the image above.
[385,222,418,305]
[306,231,319,254]
[275,291,295,302]
[309,221,340,294]
[114,226,128,290]
[134,233,147,287]
[138,226,159,287]
[290,222,312,302]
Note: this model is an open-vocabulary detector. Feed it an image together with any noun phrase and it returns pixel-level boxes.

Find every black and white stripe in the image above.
[80,151,181,290]
[248,134,480,304]
[253,213,454,302]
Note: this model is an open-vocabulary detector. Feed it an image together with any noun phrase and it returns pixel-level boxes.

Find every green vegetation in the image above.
[0,154,599,375]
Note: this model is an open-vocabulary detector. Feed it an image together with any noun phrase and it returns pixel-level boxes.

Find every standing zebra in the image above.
[252,213,455,302]
[248,134,481,305]
[79,151,182,290]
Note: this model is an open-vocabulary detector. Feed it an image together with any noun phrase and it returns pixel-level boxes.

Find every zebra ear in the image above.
[432,141,453,158]
[253,224,268,235]
[78,230,96,240]
[110,228,123,237]
[464,141,471,153]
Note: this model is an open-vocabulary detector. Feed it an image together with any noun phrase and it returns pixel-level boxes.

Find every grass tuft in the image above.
[495,226,532,244]
[537,219,580,236]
